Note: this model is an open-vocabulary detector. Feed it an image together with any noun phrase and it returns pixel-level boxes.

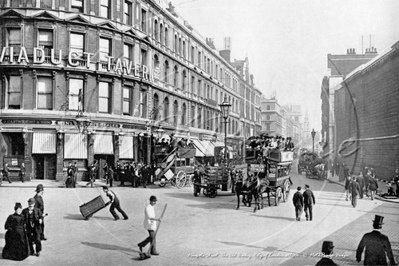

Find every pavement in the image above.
[0,167,398,266]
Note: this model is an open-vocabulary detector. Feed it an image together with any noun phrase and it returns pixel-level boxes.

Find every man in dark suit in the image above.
[19,162,26,183]
[357,172,365,199]
[356,215,396,266]
[34,184,46,241]
[2,163,12,183]
[303,184,315,221]
[350,175,361,208]
[292,186,304,221]
[22,198,43,256]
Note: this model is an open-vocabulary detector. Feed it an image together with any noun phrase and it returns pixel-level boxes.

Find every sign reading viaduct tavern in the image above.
[0,46,157,82]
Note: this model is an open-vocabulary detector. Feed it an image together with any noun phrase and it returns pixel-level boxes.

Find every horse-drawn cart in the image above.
[264,160,292,206]
[298,152,326,179]
[195,164,229,198]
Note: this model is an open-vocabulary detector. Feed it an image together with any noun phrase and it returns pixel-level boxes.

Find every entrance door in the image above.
[34,154,57,180]
[94,155,114,180]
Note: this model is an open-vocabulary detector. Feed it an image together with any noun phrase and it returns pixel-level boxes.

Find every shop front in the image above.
[93,133,114,181]
[31,132,57,180]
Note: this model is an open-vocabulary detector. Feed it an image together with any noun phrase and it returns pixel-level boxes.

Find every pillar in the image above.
[24,132,33,181]
[55,133,64,181]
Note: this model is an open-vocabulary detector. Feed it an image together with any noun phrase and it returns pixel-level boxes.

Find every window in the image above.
[7,76,21,109]
[165,27,169,47]
[123,86,132,115]
[198,51,201,67]
[173,100,178,125]
[266,105,270,110]
[173,66,178,87]
[40,0,52,8]
[266,114,270,121]
[69,79,83,111]
[197,80,202,97]
[179,37,182,55]
[191,46,194,63]
[70,33,84,58]
[99,82,110,113]
[160,24,164,45]
[174,35,178,53]
[197,106,202,128]
[191,105,195,127]
[124,43,133,62]
[71,0,83,12]
[100,0,110,18]
[181,103,186,126]
[141,49,147,66]
[139,90,147,118]
[141,9,147,32]
[266,124,270,131]
[38,29,53,57]
[181,70,186,91]
[183,41,186,58]
[164,60,169,84]
[153,20,158,41]
[153,93,159,120]
[7,29,21,54]
[191,76,195,94]
[37,77,53,110]
[124,1,132,25]
[164,97,169,122]
[99,38,111,61]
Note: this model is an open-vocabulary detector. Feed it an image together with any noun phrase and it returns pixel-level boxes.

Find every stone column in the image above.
[24,132,33,181]
[55,133,64,181]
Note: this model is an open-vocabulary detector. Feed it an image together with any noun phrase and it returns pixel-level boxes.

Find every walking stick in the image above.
[140,203,167,260]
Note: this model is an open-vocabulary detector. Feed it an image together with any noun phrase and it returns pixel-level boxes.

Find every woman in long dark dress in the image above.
[2,202,30,261]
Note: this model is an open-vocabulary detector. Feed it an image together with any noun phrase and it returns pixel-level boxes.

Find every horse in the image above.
[235,170,269,212]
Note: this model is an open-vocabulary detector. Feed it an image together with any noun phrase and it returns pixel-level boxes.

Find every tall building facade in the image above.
[334,42,398,180]
[0,0,261,181]
[320,48,377,159]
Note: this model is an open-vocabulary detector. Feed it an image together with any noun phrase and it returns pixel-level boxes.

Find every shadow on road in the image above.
[251,214,295,221]
[64,214,86,220]
[81,241,138,253]
[217,241,275,251]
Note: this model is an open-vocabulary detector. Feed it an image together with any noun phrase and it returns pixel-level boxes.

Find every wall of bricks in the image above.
[335,47,399,181]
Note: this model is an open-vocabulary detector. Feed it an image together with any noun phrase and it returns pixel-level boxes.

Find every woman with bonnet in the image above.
[2,202,30,261]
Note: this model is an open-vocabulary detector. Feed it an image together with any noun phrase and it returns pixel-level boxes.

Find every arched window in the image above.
[181,70,186,91]
[153,93,159,120]
[153,54,159,69]
[182,41,186,58]
[173,100,178,125]
[267,105,270,110]
[173,65,178,87]
[154,20,158,41]
[174,34,178,52]
[165,27,169,47]
[179,37,182,55]
[164,60,169,84]
[160,23,164,45]
[182,103,187,126]
[164,97,169,122]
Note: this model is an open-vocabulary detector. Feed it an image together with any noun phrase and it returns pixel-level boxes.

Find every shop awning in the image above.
[212,141,225,147]
[64,133,87,159]
[32,132,56,154]
[119,135,134,159]
[93,134,114,155]
[192,139,213,157]
[201,140,215,156]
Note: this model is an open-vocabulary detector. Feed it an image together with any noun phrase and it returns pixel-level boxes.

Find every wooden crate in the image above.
[79,196,106,218]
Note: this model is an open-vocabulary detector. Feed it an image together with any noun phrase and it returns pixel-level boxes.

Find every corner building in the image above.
[0,0,261,181]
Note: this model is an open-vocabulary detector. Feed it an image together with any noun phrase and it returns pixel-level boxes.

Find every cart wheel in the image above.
[187,174,194,187]
[275,187,282,206]
[282,180,291,202]
[175,171,186,189]
[209,189,217,198]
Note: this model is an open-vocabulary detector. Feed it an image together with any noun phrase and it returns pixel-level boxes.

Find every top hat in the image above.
[321,241,334,253]
[373,215,384,228]
[150,195,157,202]
[35,184,44,192]
[27,198,36,205]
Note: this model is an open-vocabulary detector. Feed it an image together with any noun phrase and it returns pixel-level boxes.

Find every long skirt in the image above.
[2,226,30,261]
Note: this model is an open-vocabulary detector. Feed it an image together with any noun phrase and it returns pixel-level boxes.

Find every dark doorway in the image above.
[94,155,114,180]
[33,154,57,180]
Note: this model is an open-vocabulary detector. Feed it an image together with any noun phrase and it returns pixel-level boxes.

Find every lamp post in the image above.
[311,129,316,154]
[219,96,231,164]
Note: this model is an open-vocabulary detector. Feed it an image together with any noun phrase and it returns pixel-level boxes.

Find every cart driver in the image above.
[193,168,202,197]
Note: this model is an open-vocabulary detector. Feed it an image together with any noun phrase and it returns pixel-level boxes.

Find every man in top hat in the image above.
[315,241,338,265]
[34,184,46,241]
[356,215,396,266]
[22,198,43,256]
[303,184,315,221]
[138,195,160,256]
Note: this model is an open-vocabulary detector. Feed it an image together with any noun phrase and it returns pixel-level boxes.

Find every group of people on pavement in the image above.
[2,184,47,261]
[1,162,26,185]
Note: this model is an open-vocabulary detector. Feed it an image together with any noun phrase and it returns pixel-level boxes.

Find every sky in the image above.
[166,0,399,130]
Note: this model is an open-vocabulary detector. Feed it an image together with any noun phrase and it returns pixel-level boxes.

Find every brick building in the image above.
[334,42,399,180]
[0,1,261,181]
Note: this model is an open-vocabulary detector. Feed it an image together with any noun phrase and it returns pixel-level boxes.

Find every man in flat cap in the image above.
[138,195,160,256]
[22,198,43,256]
[102,186,128,220]
[315,240,338,265]
[33,184,47,241]
[356,215,396,266]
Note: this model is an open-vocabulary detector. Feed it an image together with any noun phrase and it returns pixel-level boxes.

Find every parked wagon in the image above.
[195,163,229,198]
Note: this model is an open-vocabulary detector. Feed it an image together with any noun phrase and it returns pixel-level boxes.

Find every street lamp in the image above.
[219,95,231,164]
[311,129,316,154]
